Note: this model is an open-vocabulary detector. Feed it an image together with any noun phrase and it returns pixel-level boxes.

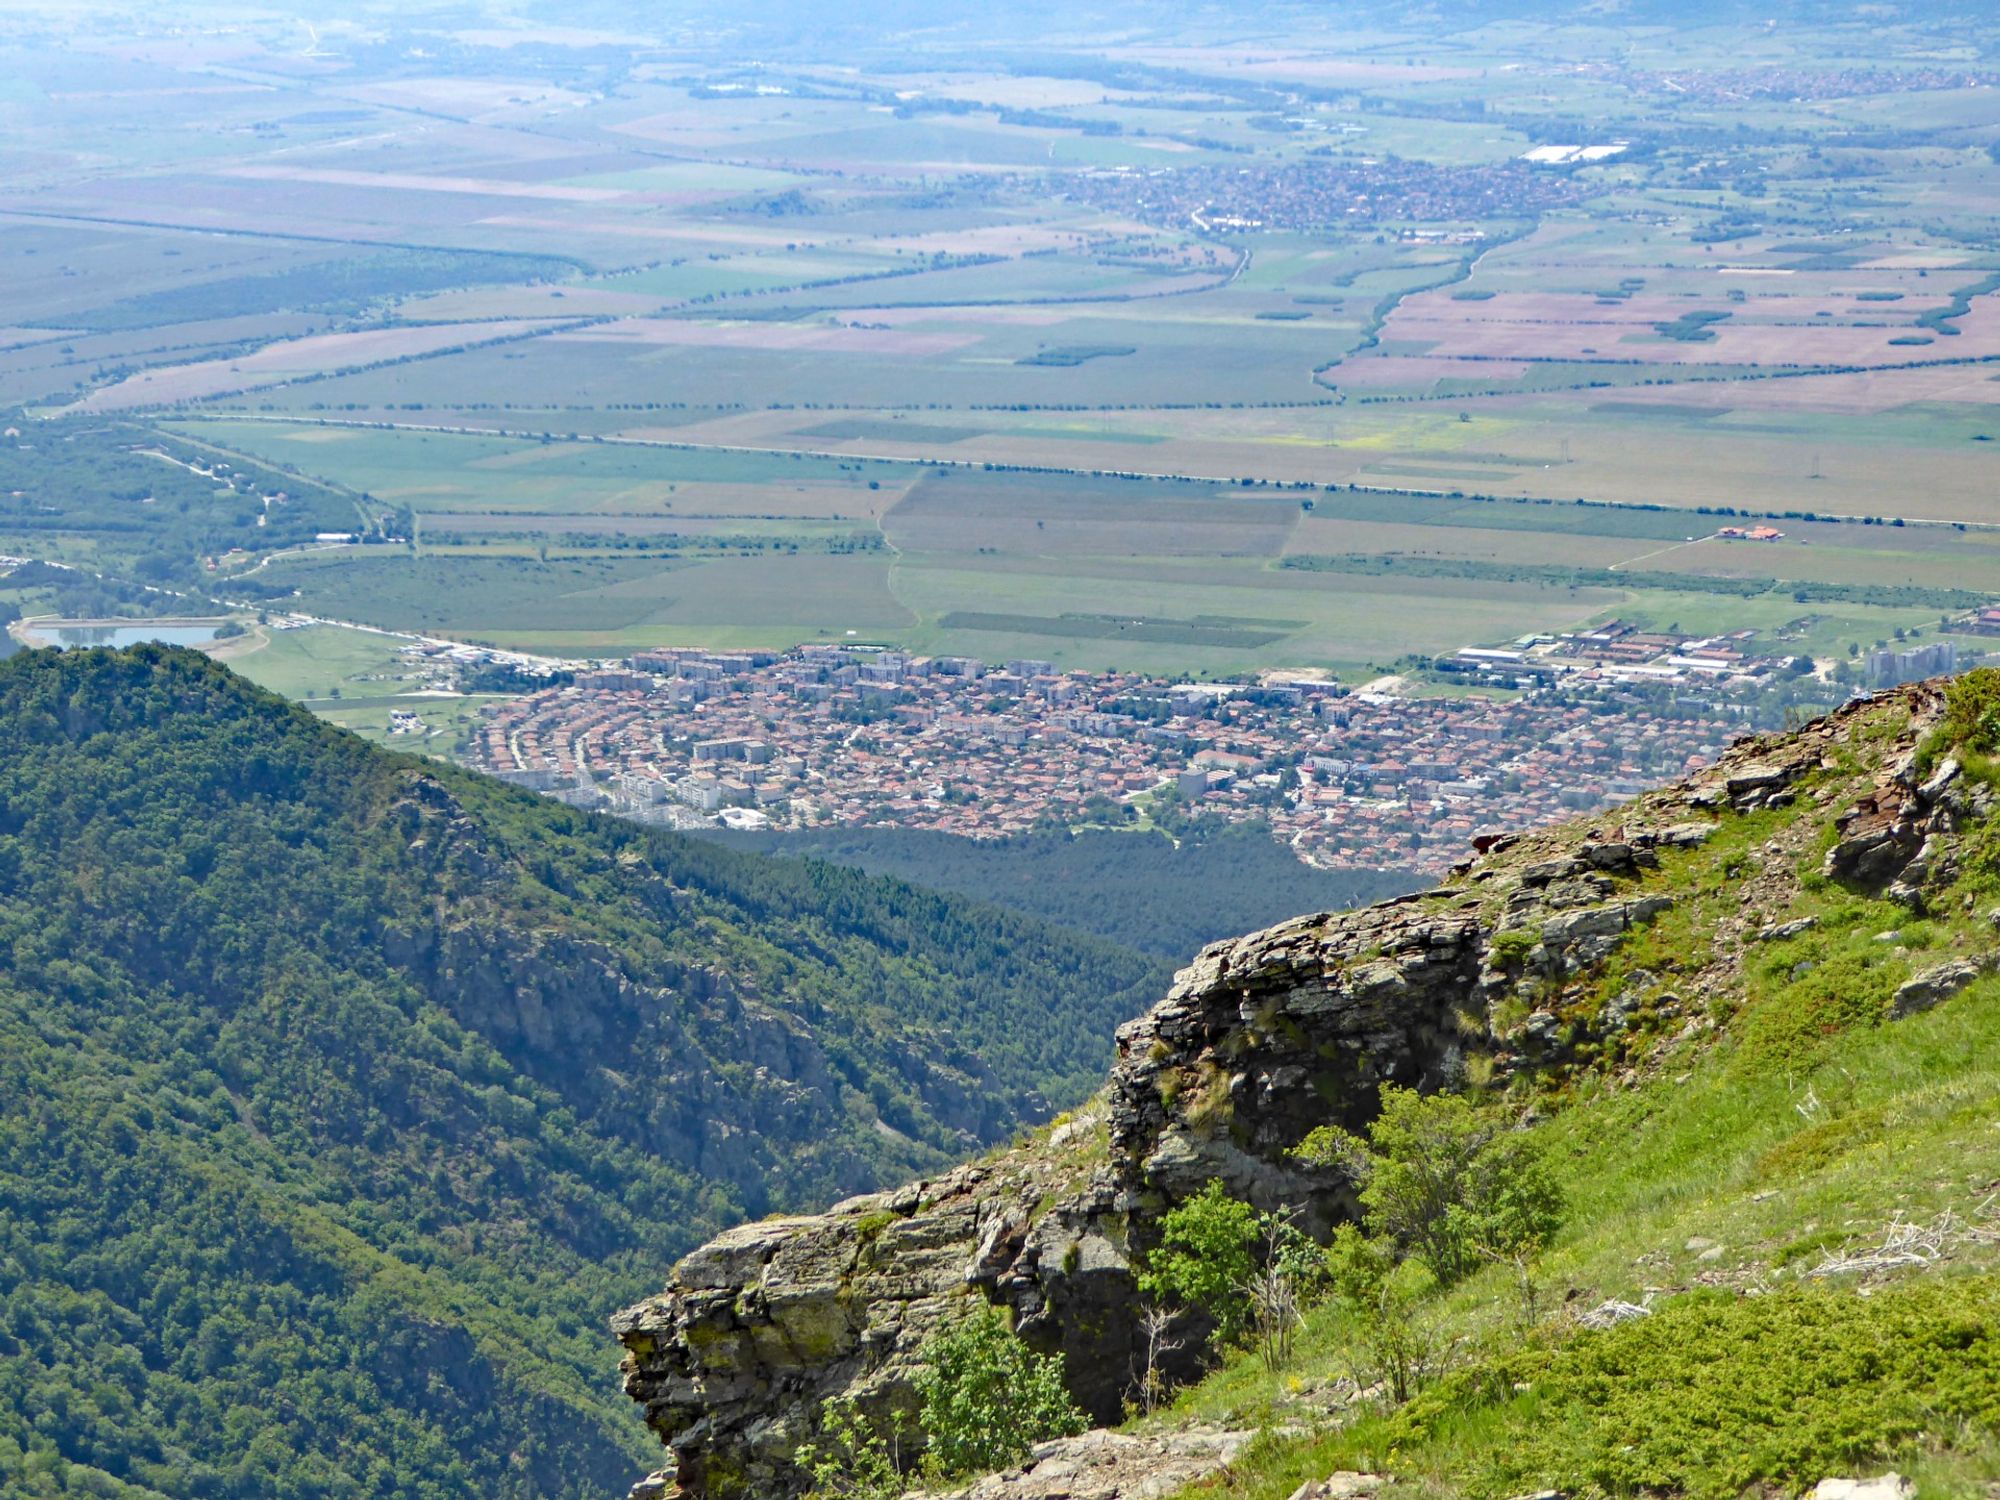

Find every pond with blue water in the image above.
[33,622,226,649]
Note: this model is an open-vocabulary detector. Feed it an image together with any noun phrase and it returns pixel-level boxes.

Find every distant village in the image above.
[1441,615,1958,695]
[401,607,1985,876]
[1059,153,1586,234]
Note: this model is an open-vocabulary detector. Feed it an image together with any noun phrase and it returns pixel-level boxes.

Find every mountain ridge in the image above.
[0,645,1169,1500]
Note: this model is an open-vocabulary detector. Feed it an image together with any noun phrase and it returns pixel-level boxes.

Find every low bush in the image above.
[1298,1086,1564,1287]
[1941,667,2000,757]
[795,1397,905,1500]
[1332,1274,2000,1500]
[1739,950,1897,1070]
[1137,1180,1262,1342]
[913,1304,1086,1479]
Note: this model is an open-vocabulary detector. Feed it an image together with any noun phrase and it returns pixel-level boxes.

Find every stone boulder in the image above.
[913,1429,1258,1500]
[1891,957,1995,1019]
[1810,1476,1913,1500]
[1288,1473,1390,1500]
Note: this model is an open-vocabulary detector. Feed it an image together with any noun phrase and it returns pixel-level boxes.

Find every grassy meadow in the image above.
[1155,698,2000,1498]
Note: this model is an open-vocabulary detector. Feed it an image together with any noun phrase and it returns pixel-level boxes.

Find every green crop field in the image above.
[0,0,1989,684]
[106,412,1995,674]
[213,623,417,702]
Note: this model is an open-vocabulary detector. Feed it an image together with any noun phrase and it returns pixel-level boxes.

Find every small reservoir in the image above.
[18,618,229,650]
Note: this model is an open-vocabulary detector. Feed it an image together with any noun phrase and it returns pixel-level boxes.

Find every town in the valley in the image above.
[443,617,1974,876]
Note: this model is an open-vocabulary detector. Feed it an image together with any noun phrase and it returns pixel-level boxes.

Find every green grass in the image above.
[250,549,914,653]
[1315,1278,2000,1500]
[934,611,1291,648]
[218,622,508,753]
[219,623,417,702]
[1158,725,2000,1498]
[254,553,673,637]
[312,695,509,756]
[170,419,896,515]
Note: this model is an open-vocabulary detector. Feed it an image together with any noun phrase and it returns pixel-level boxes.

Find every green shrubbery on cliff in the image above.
[1150,686,2000,1498]
[914,1306,1088,1477]
[0,647,1167,1500]
[797,1309,1086,1498]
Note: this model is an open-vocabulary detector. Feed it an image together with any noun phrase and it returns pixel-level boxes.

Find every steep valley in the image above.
[0,646,1169,1499]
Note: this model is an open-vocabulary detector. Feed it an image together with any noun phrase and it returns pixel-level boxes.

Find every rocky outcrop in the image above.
[611,837,1691,1494]
[1824,734,1992,910]
[1105,896,1487,1229]
[613,1146,1142,1498]
[1891,956,1997,1019]
[908,1429,1259,1500]
[615,683,1959,1499]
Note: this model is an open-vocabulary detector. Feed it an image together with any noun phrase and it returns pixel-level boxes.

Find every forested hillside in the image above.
[711,824,1418,960]
[0,647,1166,1500]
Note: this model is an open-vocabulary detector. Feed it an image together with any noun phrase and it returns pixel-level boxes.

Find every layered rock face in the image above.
[614,684,1952,1499]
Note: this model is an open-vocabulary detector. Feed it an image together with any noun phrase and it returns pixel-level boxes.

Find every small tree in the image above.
[1245,1259,1303,1372]
[915,1304,1085,1479]
[1135,1180,1259,1342]
[1298,1086,1564,1288]
[1246,1207,1326,1372]
[1324,1224,1452,1404]
[793,1396,904,1500]
[1131,1305,1183,1417]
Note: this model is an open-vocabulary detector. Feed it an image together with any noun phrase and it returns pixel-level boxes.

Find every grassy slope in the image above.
[1162,684,2000,1499]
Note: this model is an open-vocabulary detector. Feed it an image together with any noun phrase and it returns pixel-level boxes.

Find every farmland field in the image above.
[103,418,1975,672]
[0,0,1994,680]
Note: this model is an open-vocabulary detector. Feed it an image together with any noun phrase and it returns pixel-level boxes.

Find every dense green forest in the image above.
[710,822,1417,960]
[0,647,1167,1500]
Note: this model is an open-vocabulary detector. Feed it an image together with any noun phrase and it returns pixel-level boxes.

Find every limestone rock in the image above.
[913,1429,1257,1500]
[1810,1475,1913,1500]
[1726,764,1790,795]
[1756,917,1818,943]
[1918,758,1961,805]
[1289,1473,1390,1500]
[1650,822,1717,848]
[1824,795,1924,888]
[1891,957,1994,1019]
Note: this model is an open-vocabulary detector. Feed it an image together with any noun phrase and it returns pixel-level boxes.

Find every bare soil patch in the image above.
[73,321,543,411]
